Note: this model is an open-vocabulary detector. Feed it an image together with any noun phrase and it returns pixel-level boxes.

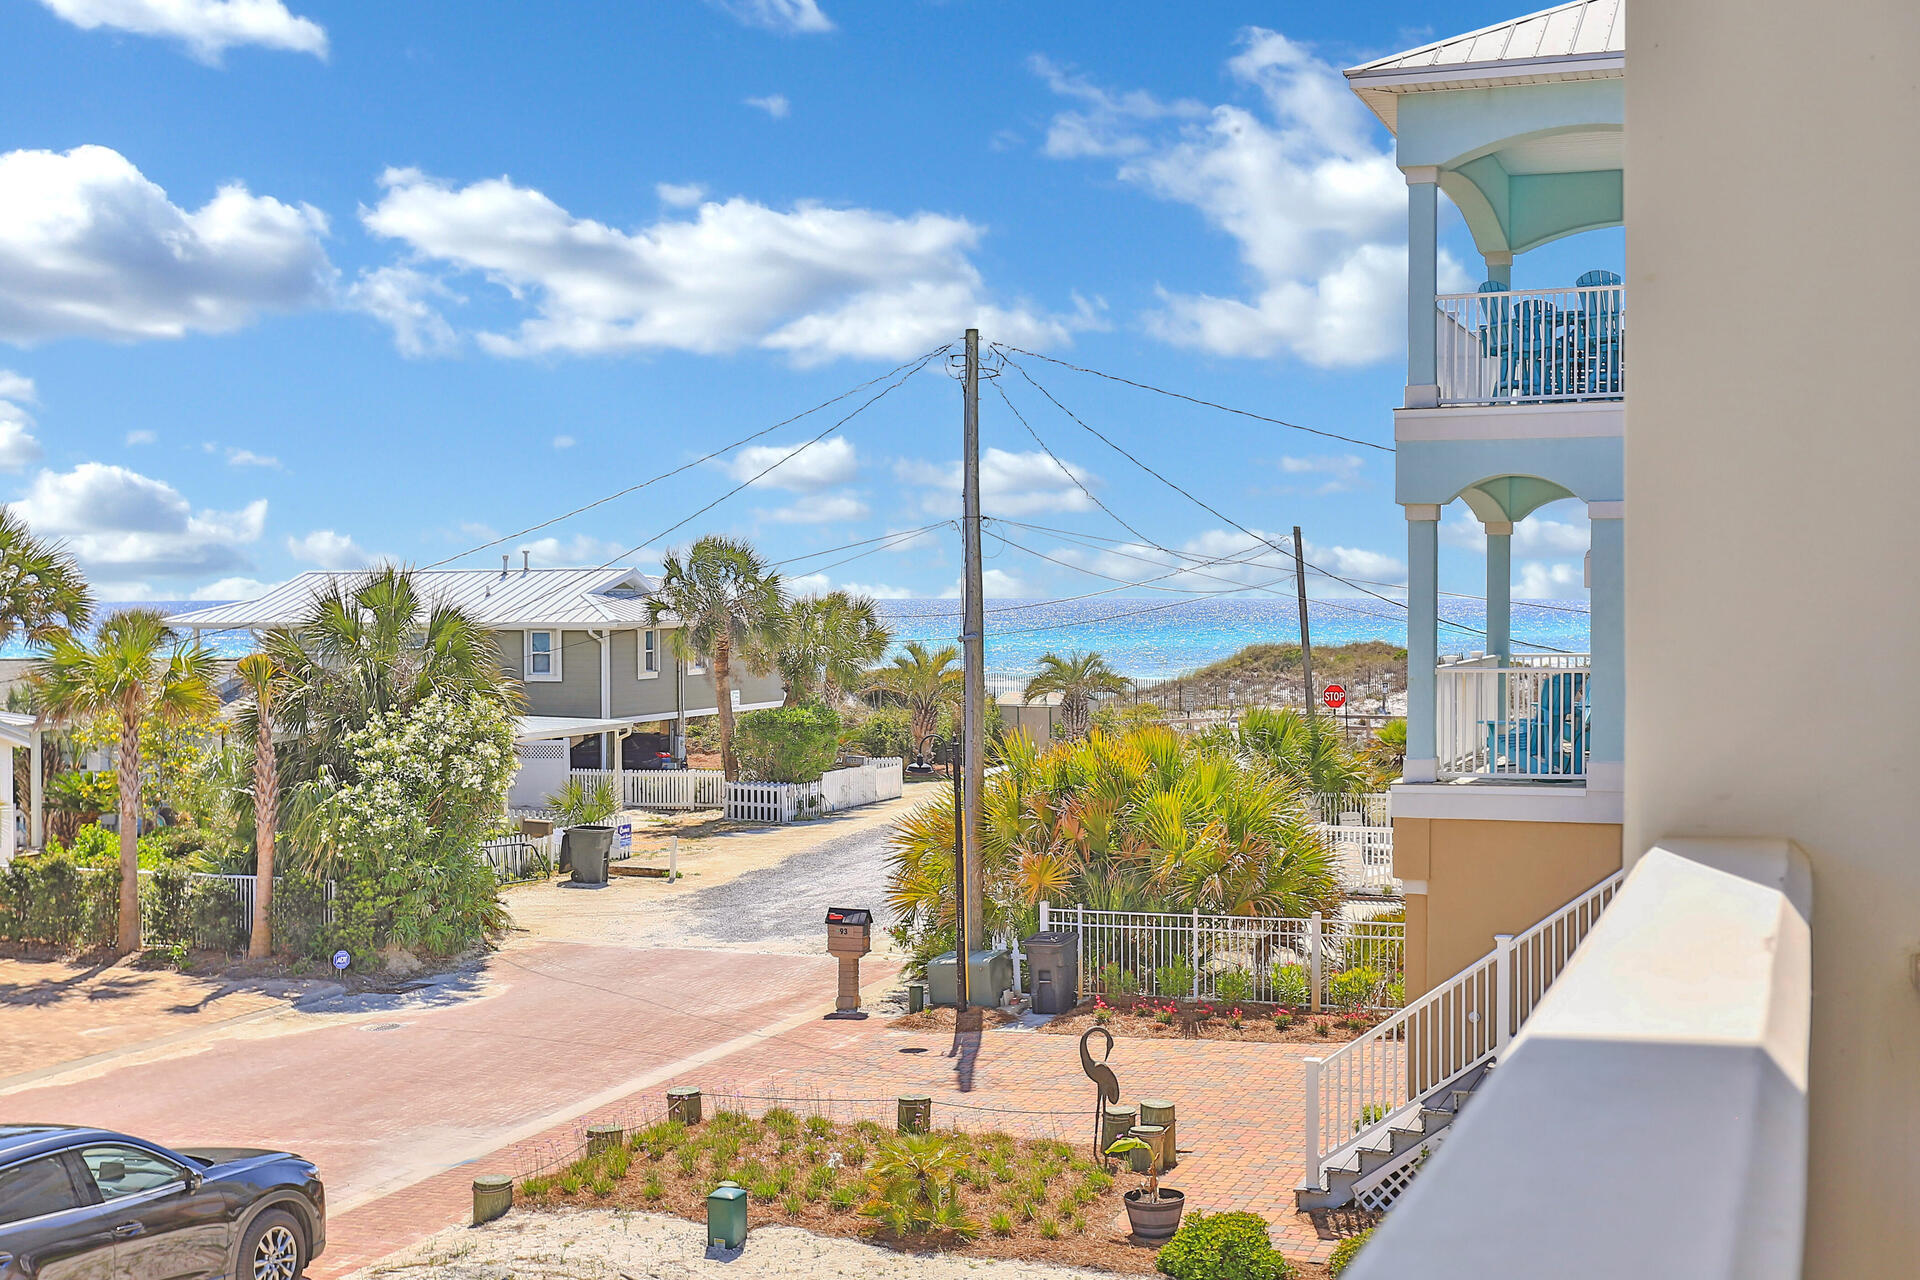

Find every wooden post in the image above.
[472,1174,513,1225]
[897,1095,932,1134]
[1138,1099,1177,1168]
[1100,1103,1138,1157]
[667,1086,703,1126]
[586,1125,624,1155]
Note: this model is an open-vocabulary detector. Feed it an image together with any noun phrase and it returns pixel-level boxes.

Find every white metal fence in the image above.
[1302,871,1624,1187]
[1435,653,1592,780]
[1319,823,1397,894]
[1313,791,1390,827]
[1434,283,1624,405]
[480,832,559,883]
[140,871,339,951]
[1043,901,1404,1009]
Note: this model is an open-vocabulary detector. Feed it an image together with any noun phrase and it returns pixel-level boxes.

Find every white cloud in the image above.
[226,447,280,469]
[0,373,42,470]
[1275,452,1366,494]
[517,533,629,566]
[839,580,914,599]
[1442,505,1590,558]
[191,575,277,600]
[784,572,830,594]
[745,94,791,119]
[723,436,857,490]
[1516,561,1586,599]
[552,434,576,449]
[709,0,832,34]
[347,265,459,357]
[896,447,1098,518]
[1037,29,1468,367]
[286,528,366,570]
[359,168,1086,365]
[0,145,332,344]
[759,491,869,524]
[940,567,1029,598]
[1066,526,1403,595]
[38,0,327,63]
[16,462,265,577]
[125,428,157,445]
[656,182,708,209]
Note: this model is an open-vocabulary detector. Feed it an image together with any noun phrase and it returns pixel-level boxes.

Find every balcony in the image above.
[1434,282,1624,407]
[1435,653,1591,781]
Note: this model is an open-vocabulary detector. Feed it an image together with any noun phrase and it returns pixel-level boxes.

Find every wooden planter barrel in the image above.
[1138,1099,1177,1168]
[472,1175,513,1225]
[1100,1104,1139,1157]
[667,1086,703,1126]
[586,1125,624,1155]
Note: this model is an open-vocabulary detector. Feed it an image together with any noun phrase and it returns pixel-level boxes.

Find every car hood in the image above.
[175,1146,297,1167]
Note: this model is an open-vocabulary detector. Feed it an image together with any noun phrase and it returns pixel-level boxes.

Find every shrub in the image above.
[1328,1227,1375,1277]
[1269,963,1310,1007]
[1098,962,1140,996]
[139,862,194,961]
[847,706,915,761]
[186,877,248,954]
[733,703,841,783]
[0,853,117,949]
[1330,965,1385,1012]
[1216,968,1256,1002]
[1155,1211,1294,1280]
[860,1134,978,1239]
[1154,957,1194,998]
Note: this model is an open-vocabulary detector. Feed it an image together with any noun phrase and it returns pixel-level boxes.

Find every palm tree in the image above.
[31,610,218,954]
[646,536,785,780]
[876,641,963,751]
[1023,650,1129,741]
[0,505,93,646]
[1231,706,1367,795]
[262,565,518,785]
[233,653,284,959]
[756,590,891,707]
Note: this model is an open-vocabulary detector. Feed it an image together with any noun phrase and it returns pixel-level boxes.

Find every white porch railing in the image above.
[1044,902,1405,1009]
[1435,283,1624,405]
[1435,653,1592,780]
[1312,791,1390,827]
[1302,871,1623,1186]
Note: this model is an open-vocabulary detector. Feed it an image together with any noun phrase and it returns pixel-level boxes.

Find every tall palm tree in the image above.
[0,505,93,646]
[1232,706,1367,795]
[262,564,518,785]
[1023,650,1129,741]
[32,610,218,954]
[755,591,891,707]
[233,653,284,959]
[646,536,785,780]
[876,641,963,751]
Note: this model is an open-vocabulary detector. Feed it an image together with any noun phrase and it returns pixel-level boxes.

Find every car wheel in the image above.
[241,1209,306,1280]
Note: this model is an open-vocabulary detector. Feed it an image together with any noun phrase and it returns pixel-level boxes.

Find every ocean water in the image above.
[12,596,1591,681]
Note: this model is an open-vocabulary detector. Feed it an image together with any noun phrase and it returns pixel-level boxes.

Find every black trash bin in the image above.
[563,825,614,885]
[1022,930,1081,1015]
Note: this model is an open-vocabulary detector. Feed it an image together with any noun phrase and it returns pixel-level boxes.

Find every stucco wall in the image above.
[1626,5,1920,1275]
[1394,816,1621,997]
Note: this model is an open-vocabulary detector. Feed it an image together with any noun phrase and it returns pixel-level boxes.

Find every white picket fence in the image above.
[1302,871,1625,1188]
[1042,901,1405,1009]
[569,767,726,812]
[722,757,905,826]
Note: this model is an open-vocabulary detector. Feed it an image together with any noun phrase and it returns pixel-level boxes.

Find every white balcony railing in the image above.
[1435,653,1591,781]
[1435,284,1624,405]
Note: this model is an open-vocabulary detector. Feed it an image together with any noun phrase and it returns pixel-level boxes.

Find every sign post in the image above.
[1323,685,1348,743]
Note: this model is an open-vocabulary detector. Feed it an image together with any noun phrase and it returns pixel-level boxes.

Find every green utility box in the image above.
[926,949,1014,1009]
[706,1181,748,1249]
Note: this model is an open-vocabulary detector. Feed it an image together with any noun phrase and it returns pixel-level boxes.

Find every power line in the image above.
[992,342,1393,453]
[423,342,953,570]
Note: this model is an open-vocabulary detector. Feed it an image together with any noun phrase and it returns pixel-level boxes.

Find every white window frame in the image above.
[686,652,706,675]
[524,629,562,682]
[638,628,660,679]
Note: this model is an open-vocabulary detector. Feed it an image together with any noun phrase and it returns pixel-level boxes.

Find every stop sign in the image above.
[1323,684,1347,709]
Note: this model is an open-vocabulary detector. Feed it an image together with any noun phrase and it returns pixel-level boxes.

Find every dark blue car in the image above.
[0,1124,324,1280]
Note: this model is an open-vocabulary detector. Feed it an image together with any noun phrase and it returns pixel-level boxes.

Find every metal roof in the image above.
[0,710,38,749]
[1347,0,1624,132]
[167,567,667,632]
[515,714,644,743]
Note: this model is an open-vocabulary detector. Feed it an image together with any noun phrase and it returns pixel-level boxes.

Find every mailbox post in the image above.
[825,907,873,1018]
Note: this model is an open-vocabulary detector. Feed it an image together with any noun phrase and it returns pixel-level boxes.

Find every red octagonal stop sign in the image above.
[1323,684,1347,709]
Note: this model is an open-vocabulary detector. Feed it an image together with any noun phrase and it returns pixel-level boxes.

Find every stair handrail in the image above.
[1303,869,1627,1188]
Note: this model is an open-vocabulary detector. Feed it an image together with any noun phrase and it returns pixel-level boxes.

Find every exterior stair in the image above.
[1294,1061,1496,1212]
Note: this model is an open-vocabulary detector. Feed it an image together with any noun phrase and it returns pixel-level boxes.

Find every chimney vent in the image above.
[501,554,509,576]
[522,550,530,574]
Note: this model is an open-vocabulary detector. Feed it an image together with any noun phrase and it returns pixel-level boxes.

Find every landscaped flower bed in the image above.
[516,1107,1160,1271]
[1040,996,1388,1044]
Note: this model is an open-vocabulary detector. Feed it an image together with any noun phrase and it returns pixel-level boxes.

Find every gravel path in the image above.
[668,820,900,949]
[352,1210,1115,1280]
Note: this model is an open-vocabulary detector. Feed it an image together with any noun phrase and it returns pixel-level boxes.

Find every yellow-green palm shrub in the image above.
[885,725,1339,958]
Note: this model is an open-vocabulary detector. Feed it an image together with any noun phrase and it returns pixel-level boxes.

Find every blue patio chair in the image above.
[1484,671,1588,776]
[1473,280,1514,394]
[1510,297,1561,397]
[1574,270,1623,395]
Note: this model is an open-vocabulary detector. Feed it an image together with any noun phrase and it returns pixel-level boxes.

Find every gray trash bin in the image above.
[926,949,1014,1009]
[563,825,614,885]
[1022,931,1080,1015]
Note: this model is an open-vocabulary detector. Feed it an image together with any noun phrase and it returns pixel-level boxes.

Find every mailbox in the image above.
[825,908,873,1016]
[826,908,873,957]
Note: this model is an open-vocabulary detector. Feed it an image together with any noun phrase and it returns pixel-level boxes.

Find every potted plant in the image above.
[1105,1135,1184,1240]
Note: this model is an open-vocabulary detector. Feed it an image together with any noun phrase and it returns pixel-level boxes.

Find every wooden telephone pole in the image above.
[959,329,986,1021]
[1292,525,1317,724]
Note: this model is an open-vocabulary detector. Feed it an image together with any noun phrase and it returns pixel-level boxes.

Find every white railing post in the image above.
[1038,899,1049,933]
[1303,1056,1324,1186]
[668,835,679,883]
[1075,904,1085,998]
[1494,932,1514,1053]
[1309,910,1324,1013]
[1190,906,1202,998]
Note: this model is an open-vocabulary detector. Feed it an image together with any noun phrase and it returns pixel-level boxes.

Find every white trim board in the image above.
[1390,780,1623,825]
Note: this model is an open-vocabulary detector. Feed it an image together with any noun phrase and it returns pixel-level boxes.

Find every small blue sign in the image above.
[617,822,632,852]
[331,949,351,972]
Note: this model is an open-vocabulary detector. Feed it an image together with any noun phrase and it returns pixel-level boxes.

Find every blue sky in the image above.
[0,0,1618,608]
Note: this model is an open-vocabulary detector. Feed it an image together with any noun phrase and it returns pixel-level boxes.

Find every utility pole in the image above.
[959,328,986,1016]
[1292,525,1317,724]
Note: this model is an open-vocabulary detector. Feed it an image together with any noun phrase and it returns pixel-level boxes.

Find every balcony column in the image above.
[1483,250,1512,289]
[1586,501,1625,792]
[1405,166,1440,408]
[1405,504,1441,782]
[1485,521,1513,665]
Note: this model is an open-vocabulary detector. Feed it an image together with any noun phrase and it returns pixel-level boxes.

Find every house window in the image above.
[526,630,561,681]
[639,629,659,679]
[687,654,706,675]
